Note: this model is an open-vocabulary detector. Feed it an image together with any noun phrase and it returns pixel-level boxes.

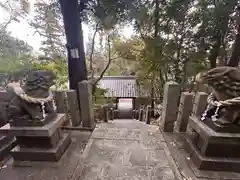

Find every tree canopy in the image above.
[1,0,240,98]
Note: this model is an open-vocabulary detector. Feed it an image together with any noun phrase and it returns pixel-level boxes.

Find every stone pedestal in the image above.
[0,114,71,162]
[185,116,240,172]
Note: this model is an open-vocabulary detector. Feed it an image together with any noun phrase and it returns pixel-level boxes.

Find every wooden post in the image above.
[135,110,139,120]
[145,106,151,124]
[132,109,136,119]
[66,90,81,126]
[103,105,108,122]
[113,109,118,119]
[109,108,114,120]
[139,108,144,121]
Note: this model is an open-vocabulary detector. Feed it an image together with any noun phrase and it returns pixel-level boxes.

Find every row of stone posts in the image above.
[133,106,152,124]
[102,106,119,122]
[159,82,208,133]
[54,80,95,129]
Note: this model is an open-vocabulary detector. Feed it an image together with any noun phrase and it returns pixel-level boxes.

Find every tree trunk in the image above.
[90,23,99,83]
[151,0,160,117]
[228,25,240,67]
[59,0,87,91]
[93,34,113,94]
[208,36,221,69]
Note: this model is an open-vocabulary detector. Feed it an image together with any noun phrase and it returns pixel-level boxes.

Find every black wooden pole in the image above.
[59,0,87,90]
[227,6,240,67]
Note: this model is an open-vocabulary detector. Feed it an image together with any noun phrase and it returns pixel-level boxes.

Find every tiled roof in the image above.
[97,76,149,98]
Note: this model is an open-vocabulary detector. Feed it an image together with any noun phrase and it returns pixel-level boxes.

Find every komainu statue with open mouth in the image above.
[6,70,57,126]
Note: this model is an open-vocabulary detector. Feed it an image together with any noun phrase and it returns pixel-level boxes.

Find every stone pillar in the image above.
[66,90,81,126]
[174,92,194,132]
[160,82,181,132]
[54,91,65,113]
[78,81,95,128]
[192,92,208,118]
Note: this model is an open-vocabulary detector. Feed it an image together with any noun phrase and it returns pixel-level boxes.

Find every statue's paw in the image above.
[213,118,231,127]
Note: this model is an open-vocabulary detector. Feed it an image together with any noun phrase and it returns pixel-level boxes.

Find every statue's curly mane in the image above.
[6,70,55,104]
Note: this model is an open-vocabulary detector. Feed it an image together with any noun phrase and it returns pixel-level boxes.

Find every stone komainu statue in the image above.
[6,70,57,126]
[196,66,240,127]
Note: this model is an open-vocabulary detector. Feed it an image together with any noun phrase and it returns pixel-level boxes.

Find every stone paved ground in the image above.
[81,120,177,180]
[0,120,180,180]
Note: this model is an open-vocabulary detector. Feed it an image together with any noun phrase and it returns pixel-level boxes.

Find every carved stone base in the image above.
[203,118,240,133]
[16,129,62,148]
[0,136,16,161]
[0,114,71,162]
[185,137,240,172]
[11,133,71,162]
[186,116,240,172]
[9,113,57,127]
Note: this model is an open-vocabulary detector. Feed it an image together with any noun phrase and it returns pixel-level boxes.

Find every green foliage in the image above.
[93,86,115,106]
[0,56,33,86]
[32,58,68,90]
[110,0,240,98]
[0,27,33,86]
[1,0,239,103]
[0,30,32,58]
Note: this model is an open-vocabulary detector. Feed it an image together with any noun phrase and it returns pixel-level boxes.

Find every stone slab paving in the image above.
[0,120,179,180]
[81,120,177,180]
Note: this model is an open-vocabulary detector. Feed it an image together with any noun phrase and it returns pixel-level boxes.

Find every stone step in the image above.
[0,138,16,161]
[0,135,13,147]
[185,137,240,172]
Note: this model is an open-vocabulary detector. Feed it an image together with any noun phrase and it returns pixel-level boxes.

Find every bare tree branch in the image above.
[94,34,112,86]
[90,22,99,81]
[136,21,145,40]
